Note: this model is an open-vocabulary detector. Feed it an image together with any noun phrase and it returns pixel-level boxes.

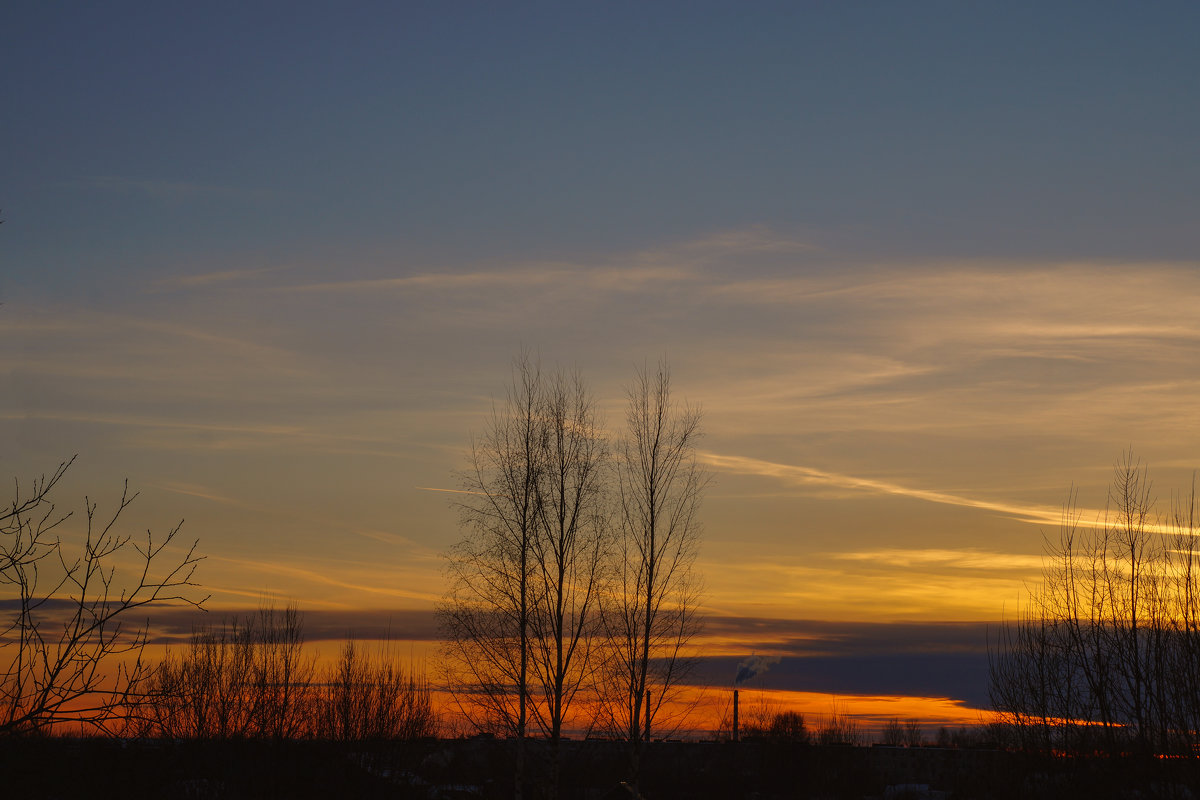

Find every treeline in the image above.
[990,451,1200,756]
[729,709,865,746]
[135,604,438,741]
[725,707,995,749]
[0,458,435,741]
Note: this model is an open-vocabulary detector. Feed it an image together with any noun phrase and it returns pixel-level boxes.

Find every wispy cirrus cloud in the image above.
[151,481,247,507]
[275,263,695,295]
[11,224,1200,630]
[209,555,441,606]
[627,225,818,268]
[829,548,1045,572]
[698,450,1186,536]
[0,411,302,438]
[122,316,296,365]
[151,266,290,292]
[699,261,1200,347]
[2,309,304,378]
[697,450,1071,527]
[699,555,1028,621]
[267,226,814,297]
[700,616,993,656]
[0,410,415,458]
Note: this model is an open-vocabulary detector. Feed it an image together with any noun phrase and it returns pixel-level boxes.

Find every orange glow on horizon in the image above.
[432,684,991,741]
[701,686,990,735]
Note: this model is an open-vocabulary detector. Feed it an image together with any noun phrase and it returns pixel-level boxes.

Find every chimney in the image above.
[733,689,739,743]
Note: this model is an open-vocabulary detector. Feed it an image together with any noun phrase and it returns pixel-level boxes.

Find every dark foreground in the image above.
[4,737,1199,799]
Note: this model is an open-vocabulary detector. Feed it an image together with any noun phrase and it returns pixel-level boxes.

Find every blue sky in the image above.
[4,2,1200,721]
[7,1,1199,286]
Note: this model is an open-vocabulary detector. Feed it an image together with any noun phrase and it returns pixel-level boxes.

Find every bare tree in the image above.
[146,615,250,738]
[989,451,1200,756]
[1105,452,1157,751]
[440,354,545,798]
[769,710,809,742]
[816,707,862,746]
[144,606,438,741]
[314,641,438,741]
[1164,475,1200,749]
[144,603,314,739]
[441,356,613,798]
[989,592,1072,752]
[250,604,313,739]
[880,717,905,746]
[1,458,205,735]
[902,718,922,747]
[527,369,610,797]
[879,718,924,747]
[604,362,707,788]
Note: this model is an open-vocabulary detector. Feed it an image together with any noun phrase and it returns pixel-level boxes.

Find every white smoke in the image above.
[735,653,781,685]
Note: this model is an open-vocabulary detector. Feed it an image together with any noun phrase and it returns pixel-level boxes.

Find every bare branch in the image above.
[1,459,205,736]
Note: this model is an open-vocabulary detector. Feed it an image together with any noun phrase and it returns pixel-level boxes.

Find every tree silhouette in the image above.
[1,458,205,734]
[602,362,707,789]
[991,451,1200,756]
[440,355,611,798]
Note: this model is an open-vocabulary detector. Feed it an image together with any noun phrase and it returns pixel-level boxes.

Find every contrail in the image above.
[696,451,1178,533]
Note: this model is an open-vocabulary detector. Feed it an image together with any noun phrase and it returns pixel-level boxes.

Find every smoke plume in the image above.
[735,653,781,685]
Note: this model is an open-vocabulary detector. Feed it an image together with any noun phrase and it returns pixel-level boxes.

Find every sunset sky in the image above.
[5,3,1200,728]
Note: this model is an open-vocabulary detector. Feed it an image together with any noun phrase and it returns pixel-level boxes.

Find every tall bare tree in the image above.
[528,369,610,797]
[605,362,707,788]
[441,356,612,798]
[440,354,545,798]
[1,458,205,735]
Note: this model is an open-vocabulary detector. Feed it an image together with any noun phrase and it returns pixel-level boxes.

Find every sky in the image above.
[4,2,1200,729]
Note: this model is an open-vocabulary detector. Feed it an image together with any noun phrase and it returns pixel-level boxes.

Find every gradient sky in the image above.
[4,3,1200,723]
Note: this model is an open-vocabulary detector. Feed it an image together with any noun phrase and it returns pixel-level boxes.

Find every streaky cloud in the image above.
[140,607,442,645]
[830,548,1045,571]
[208,555,441,604]
[3,410,414,457]
[150,266,290,292]
[152,481,247,507]
[697,450,1121,530]
[276,264,693,295]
